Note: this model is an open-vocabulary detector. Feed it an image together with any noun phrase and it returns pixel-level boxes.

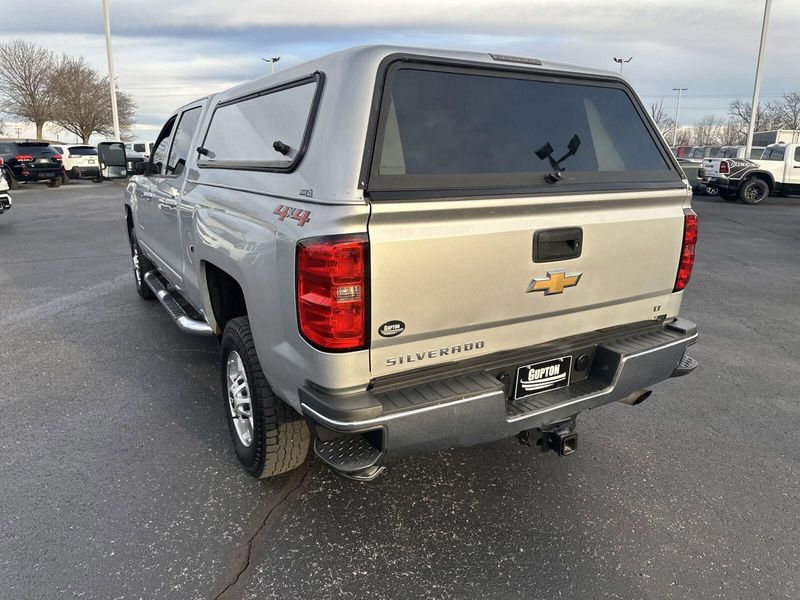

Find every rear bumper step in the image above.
[301,318,699,457]
[143,271,213,336]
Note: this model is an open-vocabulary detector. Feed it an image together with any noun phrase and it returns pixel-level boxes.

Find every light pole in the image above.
[745,0,772,157]
[672,88,688,147]
[102,0,120,141]
[613,57,632,75]
[262,57,280,74]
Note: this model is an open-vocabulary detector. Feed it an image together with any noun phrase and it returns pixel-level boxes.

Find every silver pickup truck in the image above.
[123,45,699,481]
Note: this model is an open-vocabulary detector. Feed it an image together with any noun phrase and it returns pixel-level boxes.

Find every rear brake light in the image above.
[674,209,697,292]
[297,235,368,351]
[53,154,62,161]
[0,157,3,166]
[15,155,33,162]
[719,161,729,174]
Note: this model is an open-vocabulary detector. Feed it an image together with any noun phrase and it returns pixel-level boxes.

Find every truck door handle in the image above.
[533,227,583,262]
[140,191,155,199]
[158,197,178,208]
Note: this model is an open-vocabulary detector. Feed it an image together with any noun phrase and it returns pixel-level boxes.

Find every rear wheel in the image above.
[47,177,62,188]
[703,185,718,196]
[719,190,738,202]
[220,316,311,478]
[739,178,769,205]
[128,228,155,299]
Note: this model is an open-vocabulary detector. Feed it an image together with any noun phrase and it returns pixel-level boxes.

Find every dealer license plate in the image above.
[514,355,572,400]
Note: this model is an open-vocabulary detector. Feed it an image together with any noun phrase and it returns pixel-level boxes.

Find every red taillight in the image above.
[15,155,33,162]
[297,235,368,351]
[53,154,62,161]
[0,157,4,166]
[719,161,729,174]
[674,209,698,292]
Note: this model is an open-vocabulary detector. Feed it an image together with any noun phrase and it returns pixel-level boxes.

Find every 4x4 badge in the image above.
[525,269,582,295]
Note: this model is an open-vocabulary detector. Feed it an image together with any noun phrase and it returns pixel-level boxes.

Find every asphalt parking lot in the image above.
[1,181,798,599]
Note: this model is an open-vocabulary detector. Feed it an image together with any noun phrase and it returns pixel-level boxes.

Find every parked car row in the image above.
[0,139,153,188]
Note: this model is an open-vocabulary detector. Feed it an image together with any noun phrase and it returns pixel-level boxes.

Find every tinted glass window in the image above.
[200,79,317,167]
[795,147,800,162]
[151,118,175,174]
[762,146,785,160]
[18,143,57,157]
[0,142,16,154]
[134,143,146,153]
[68,147,97,156]
[750,147,764,159]
[371,67,674,191]
[166,107,202,177]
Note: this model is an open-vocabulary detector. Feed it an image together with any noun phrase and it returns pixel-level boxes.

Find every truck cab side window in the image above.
[166,107,202,177]
[150,117,176,175]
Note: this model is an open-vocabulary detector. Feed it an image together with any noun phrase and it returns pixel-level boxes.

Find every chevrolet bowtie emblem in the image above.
[525,269,582,295]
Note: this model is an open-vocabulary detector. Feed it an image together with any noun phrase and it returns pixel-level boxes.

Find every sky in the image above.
[3,0,798,143]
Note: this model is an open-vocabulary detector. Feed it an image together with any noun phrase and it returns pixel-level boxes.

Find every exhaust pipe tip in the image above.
[619,389,653,406]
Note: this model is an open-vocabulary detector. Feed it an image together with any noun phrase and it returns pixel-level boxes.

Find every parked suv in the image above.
[0,141,63,188]
[124,46,699,481]
[62,145,100,180]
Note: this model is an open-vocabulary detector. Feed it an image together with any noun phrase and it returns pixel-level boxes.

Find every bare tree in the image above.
[693,115,723,146]
[649,99,675,143]
[775,92,800,130]
[719,119,743,145]
[0,40,58,139]
[49,55,135,143]
[728,99,781,136]
[674,127,693,147]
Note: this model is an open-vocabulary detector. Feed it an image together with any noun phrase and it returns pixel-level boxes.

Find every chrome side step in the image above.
[143,270,213,336]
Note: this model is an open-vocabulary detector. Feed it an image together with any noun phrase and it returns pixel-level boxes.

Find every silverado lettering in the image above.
[385,341,486,367]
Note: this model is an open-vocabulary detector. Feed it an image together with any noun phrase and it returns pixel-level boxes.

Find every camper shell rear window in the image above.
[198,72,324,173]
[365,60,680,196]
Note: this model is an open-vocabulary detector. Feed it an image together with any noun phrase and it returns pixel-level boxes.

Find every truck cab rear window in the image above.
[198,75,321,172]
[369,66,676,193]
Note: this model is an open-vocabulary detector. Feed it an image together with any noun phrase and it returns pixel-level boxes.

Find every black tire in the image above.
[7,171,19,190]
[220,316,311,478]
[703,185,718,196]
[60,172,69,185]
[128,228,155,299]
[739,178,769,205]
[47,177,62,188]
[720,190,738,202]
[93,176,103,183]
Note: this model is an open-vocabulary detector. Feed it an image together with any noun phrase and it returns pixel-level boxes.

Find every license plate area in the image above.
[514,355,572,400]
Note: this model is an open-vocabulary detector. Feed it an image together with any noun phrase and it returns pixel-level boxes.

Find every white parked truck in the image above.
[702,142,800,204]
[119,45,700,481]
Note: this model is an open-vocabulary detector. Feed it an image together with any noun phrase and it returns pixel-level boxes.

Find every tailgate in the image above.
[702,159,723,177]
[368,190,686,377]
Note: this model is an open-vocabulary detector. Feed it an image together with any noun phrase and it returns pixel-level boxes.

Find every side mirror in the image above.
[132,160,148,175]
[96,141,128,180]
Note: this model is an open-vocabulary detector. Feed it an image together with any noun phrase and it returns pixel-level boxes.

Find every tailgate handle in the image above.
[533,227,583,262]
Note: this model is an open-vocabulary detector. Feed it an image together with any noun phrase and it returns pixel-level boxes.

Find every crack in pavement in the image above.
[214,462,313,600]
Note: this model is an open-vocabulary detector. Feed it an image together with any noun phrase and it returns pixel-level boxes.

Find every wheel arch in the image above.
[745,170,775,191]
[202,260,248,335]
